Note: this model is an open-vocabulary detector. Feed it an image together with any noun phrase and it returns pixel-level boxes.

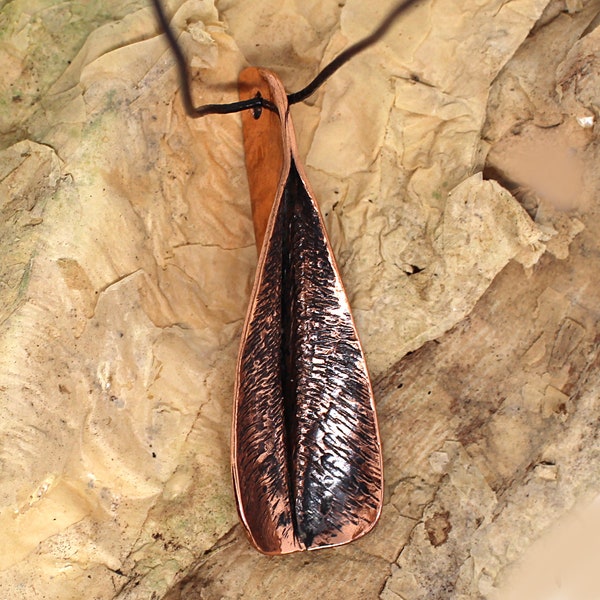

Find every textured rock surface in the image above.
[0,0,597,598]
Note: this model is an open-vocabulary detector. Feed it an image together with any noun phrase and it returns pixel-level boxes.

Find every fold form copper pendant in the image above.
[232,68,383,555]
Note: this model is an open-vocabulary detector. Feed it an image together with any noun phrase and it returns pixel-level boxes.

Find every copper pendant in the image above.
[232,68,383,555]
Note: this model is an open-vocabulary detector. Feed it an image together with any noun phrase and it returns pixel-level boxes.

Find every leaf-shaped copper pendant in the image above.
[232,68,383,555]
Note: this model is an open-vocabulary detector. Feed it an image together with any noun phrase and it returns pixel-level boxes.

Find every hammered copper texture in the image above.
[232,68,383,555]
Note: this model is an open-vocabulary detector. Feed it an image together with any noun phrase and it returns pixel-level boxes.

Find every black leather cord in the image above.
[151,0,420,117]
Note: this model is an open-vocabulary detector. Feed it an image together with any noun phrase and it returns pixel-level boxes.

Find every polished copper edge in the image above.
[233,67,383,555]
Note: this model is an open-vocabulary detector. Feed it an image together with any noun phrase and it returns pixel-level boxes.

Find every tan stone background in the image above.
[0,0,598,598]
